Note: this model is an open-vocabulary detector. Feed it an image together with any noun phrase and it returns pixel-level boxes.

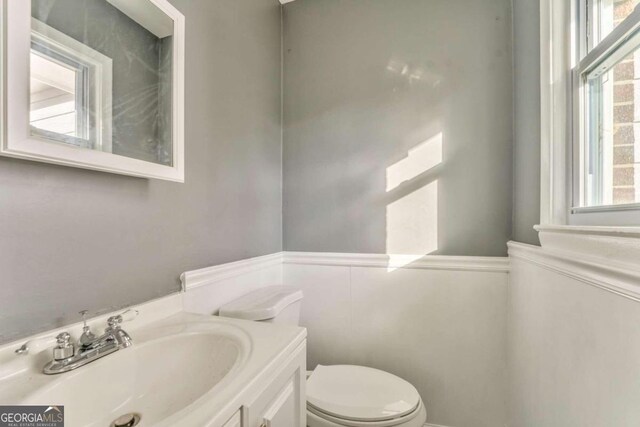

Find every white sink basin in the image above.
[20,324,250,426]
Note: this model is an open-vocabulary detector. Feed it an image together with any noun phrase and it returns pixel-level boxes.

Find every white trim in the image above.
[535,224,640,266]
[1,0,185,182]
[282,252,510,273]
[540,0,572,225]
[536,224,640,237]
[279,0,297,4]
[180,253,284,291]
[0,0,5,155]
[508,239,640,302]
[106,0,173,38]
[578,6,640,74]
[180,251,510,293]
[572,202,640,214]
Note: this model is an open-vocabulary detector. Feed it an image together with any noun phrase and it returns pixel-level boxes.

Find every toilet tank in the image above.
[218,286,303,325]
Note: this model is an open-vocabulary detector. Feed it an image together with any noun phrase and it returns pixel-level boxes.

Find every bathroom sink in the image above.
[0,306,305,427]
[20,326,249,426]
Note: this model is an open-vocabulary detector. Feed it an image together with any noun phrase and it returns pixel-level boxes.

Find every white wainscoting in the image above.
[181,252,508,427]
[508,241,640,427]
[283,252,509,427]
[181,253,283,315]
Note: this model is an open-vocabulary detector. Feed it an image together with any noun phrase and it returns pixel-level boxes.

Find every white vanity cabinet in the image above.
[221,339,307,427]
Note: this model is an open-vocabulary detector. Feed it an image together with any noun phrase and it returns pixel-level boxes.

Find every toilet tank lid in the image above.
[218,286,303,321]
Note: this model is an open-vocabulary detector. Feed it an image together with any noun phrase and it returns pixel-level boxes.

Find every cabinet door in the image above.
[249,339,306,427]
[260,378,298,427]
[222,410,242,427]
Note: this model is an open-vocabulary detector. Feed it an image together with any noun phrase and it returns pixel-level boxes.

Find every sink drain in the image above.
[110,413,141,427]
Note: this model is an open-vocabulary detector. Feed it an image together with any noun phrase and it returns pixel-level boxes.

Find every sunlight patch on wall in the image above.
[386,58,443,87]
[385,181,438,270]
[386,133,442,192]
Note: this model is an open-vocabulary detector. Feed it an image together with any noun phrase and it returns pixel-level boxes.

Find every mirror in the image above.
[2,0,184,181]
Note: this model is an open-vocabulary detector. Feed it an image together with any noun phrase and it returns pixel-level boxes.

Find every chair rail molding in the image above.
[282,252,510,272]
[180,253,283,291]
[181,251,510,293]
[509,226,640,301]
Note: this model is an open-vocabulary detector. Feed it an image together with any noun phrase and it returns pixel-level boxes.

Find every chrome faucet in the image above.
[34,309,138,375]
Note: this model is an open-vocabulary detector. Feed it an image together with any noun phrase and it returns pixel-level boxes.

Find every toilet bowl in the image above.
[219,286,428,427]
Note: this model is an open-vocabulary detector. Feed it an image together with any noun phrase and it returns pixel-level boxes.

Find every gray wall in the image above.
[512,0,541,245]
[0,0,282,344]
[283,0,514,256]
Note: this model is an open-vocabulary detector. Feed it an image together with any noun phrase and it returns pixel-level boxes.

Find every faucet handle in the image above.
[107,309,139,329]
[52,332,75,361]
[15,335,57,355]
[120,309,139,322]
[15,331,76,356]
[56,332,71,346]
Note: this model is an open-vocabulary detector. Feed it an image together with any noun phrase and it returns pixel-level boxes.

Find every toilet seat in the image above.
[306,365,425,427]
[307,398,426,427]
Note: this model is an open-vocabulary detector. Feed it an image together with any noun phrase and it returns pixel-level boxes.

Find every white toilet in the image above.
[219,286,428,427]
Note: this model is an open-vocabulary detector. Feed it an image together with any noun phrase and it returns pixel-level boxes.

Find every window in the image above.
[575,1,640,212]
[589,0,640,47]
[29,19,113,152]
[30,42,90,147]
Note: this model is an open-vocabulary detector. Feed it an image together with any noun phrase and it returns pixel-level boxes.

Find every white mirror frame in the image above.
[0,0,185,182]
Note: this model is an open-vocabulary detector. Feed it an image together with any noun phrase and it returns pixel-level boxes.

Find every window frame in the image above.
[30,18,113,153]
[570,1,640,220]
[30,42,91,147]
[1,0,186,182]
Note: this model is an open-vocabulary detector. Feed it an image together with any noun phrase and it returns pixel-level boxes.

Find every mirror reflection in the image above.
[30,0,174,166]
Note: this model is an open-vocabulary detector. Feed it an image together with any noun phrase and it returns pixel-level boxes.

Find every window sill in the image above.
[534,224,640,272]
[517,225,640,300]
